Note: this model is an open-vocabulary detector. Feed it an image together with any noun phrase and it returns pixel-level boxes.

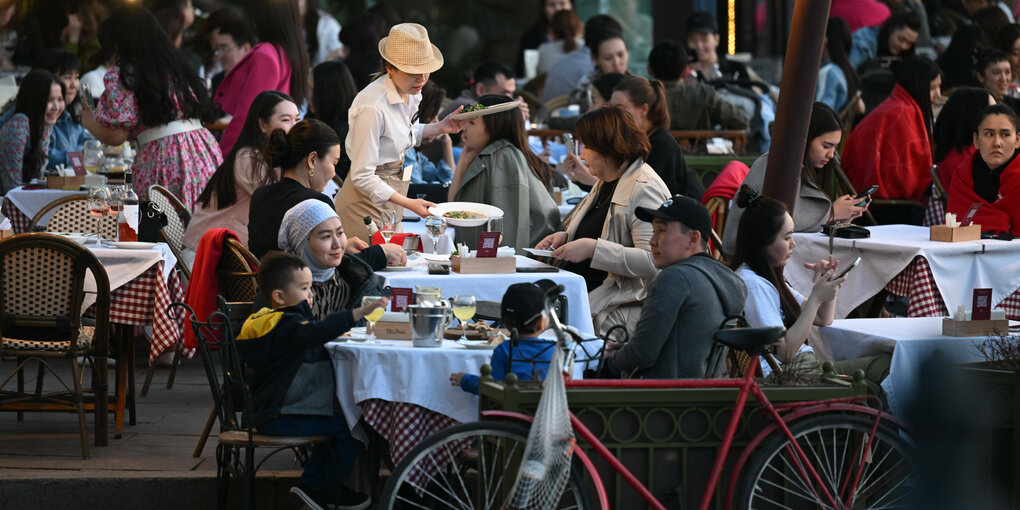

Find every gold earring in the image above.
[308,164,315,177]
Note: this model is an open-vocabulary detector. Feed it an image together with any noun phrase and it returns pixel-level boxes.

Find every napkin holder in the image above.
[451,255,516,274]
[374,311,412,340]
[46,175,86,190]
[942,317,1009,337]
[930,224,980,242]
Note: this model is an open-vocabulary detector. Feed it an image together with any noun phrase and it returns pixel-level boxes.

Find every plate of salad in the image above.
[449,101,521,120]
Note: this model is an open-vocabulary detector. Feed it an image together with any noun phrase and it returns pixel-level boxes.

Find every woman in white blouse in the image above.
[335,23,465,243]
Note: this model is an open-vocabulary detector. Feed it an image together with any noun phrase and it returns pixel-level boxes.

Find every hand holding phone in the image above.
[829,256,862,282]
[854,185,879,206]
[562,132,577,156]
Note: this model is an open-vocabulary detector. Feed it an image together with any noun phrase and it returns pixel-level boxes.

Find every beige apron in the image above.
[336,159,409,244]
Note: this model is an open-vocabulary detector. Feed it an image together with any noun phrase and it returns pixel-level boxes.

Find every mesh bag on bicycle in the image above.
[506,343,576,509]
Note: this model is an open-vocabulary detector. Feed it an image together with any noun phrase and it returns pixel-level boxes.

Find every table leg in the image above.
[115,325,129,439]
[93,350,108,447]
[127,332,136,426]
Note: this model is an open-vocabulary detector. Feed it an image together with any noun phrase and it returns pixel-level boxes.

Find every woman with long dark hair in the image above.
[184,91,299,258]
[0,70,64,193]
[215,0,309,156]
[298,0,342,66]
[934,87,996,193]
[817,17,861,113]
[28,49,90,171]
[611,75,702,199]
[308,60,357,181]
[729,185,889,384]
[81,3,221,210]
[723,102,868,253]
[849,8,921,68]
[448,94,559,251]
[843,56,941,223]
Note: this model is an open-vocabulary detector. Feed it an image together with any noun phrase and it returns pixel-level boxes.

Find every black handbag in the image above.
[822,222,870,239]
[137,200,168,243]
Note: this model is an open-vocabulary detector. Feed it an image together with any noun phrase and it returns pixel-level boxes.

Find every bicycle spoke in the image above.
[759,457,828,506]
[420,445,472,509]
[802,428,839,492]
[485,438,524,509]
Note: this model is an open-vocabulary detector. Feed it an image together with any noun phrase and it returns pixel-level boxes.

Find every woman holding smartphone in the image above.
[335,23,464,244]
[730,184,889,384]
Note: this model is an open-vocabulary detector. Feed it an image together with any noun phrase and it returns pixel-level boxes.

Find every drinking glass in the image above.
[86,186,110,244]
[361,296,386,344]
[487,216,504,246]
[107,185,124,215]
[379,210,396,243]
[424,215,447,254]
[452,295,476,342]
[83,140,103,175]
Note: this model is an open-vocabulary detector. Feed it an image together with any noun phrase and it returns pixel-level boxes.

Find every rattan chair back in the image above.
[31,195,117,239]
[147,185,192,280]
[217,238,259,302]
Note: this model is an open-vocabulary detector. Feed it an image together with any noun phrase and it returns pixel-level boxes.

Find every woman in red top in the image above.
[842,56,941,224]
[947,103,1020,235]
[932,87,995,192]
[214,0,309,156]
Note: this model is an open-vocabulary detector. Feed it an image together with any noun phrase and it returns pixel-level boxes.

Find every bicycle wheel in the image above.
[379,420,594,510]
[736,414,917,510]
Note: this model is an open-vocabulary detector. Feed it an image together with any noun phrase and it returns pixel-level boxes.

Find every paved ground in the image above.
[0,346,307,510]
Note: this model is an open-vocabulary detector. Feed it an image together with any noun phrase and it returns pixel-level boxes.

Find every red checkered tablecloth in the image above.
[360,398,461,467]
[2,200,32,234]
[885,255,1020,320]
[89,261,189,363]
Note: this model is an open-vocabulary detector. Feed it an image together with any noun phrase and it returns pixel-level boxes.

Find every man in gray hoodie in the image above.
[603,195,747,378]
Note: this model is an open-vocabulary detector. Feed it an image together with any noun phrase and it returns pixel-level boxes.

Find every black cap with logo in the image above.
[635,195,714,241]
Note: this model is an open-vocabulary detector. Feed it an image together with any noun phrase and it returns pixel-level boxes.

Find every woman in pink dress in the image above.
[80,3,221,211]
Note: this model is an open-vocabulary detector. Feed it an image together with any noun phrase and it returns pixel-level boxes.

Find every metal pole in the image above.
[762,0,832,213]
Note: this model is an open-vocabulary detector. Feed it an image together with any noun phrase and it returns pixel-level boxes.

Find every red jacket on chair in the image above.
[843,84,933,203]
[947,152,1020,235]
[184,228,240,350]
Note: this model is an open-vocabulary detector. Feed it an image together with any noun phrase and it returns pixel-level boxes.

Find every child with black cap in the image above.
[450,279,559,394]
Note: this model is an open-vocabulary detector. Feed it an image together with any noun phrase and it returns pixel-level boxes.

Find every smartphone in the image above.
[516,266,559,273]
[80,82,97,109]
[562,132,577,156]
[854,185,879,206]
[829,256,862,282]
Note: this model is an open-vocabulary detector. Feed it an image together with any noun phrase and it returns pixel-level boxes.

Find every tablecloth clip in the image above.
[972,244,986,255]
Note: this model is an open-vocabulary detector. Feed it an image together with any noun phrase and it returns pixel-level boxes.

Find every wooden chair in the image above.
[0,233,111,459]
[139,185,193,397]
[30,195,117,240]
[704,197,730,261]
[837,90,863,154]
[930,164,946,204]
[171,301,332,510]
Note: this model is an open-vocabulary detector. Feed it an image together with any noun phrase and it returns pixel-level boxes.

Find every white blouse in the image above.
[735,264,813,377]
[345,74,426,206]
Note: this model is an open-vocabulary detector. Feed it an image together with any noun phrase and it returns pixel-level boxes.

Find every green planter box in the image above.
[478,376,865,509]
[960,363,1020,509]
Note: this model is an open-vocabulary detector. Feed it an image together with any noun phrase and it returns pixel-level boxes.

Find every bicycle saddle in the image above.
[713,326,785,353]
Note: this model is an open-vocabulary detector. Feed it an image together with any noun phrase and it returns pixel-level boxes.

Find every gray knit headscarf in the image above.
[278,199,342,282]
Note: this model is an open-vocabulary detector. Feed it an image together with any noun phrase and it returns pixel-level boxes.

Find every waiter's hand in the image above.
[404,197,436,217]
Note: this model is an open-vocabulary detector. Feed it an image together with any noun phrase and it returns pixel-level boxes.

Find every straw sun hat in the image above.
[378,23,444,74]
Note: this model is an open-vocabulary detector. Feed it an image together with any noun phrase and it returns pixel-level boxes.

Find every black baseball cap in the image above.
[686,11,719,35]
[635,195,714,241]
[501,279,558,331]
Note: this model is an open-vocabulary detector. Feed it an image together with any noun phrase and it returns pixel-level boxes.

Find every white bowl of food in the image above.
[428,202,504,227]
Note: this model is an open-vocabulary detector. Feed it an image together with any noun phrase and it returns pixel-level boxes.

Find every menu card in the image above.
[390,288,413,312]
[66,151,86,176]
[962,203,981,226]
[972,288,992,320]
[476,232,500,257]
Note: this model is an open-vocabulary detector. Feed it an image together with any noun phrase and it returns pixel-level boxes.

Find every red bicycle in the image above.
[379,288,916,509]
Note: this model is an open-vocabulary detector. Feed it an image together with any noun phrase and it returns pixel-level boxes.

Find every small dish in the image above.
[110,241,158,249]
[457,339,497,350]
[381,265,418,271]
[423,253,451,263]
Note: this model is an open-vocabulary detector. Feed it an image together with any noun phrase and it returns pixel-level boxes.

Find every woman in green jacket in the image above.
[448,94,559,252]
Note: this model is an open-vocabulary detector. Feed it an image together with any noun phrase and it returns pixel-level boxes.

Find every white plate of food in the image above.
[457,339,498,350]
[110,241,158,250]
[428,202,504,227]
[449,101,520,120]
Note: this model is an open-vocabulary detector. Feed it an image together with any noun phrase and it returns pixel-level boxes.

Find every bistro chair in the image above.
[139,185,192,398]
[30,195,117,239]
[0,232,111,459]
[218,238,260,302]
[170,301,333,510]
[472,294,569,329]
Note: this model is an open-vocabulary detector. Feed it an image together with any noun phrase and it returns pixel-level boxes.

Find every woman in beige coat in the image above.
[536,106,670,335]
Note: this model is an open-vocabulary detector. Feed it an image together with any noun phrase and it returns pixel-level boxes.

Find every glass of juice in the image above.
[361,296,386,344]
[452,295,477,342]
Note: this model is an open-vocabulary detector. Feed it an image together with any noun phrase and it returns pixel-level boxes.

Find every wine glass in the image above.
[86,186,110,244]
[361,296,386,344]
[424,215,447,254]
[83,140,103,175]
[487,216,504,246]
[452,295,476,342]
[379,210,396,244]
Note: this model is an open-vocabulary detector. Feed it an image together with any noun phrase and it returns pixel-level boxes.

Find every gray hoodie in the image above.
[603,253,747,379]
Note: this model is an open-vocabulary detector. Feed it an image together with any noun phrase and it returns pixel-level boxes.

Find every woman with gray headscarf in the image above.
[279,199,385,320]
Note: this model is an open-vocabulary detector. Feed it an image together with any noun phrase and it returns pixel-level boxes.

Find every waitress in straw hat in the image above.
[336,23,466,243]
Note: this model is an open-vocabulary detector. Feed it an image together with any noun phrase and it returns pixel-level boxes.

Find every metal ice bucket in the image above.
[408,303,453,348]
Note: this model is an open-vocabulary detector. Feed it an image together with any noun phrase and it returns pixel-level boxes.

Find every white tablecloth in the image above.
[4,186,85,225]
[818,317,1017,416]
[378,255,595,336]
[327,339,492,440]
[398,215,455,254]
[82,242,178,312]
[790,225,1020,319]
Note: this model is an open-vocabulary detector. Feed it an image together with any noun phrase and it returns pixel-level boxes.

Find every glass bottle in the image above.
[117,172,139,242]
